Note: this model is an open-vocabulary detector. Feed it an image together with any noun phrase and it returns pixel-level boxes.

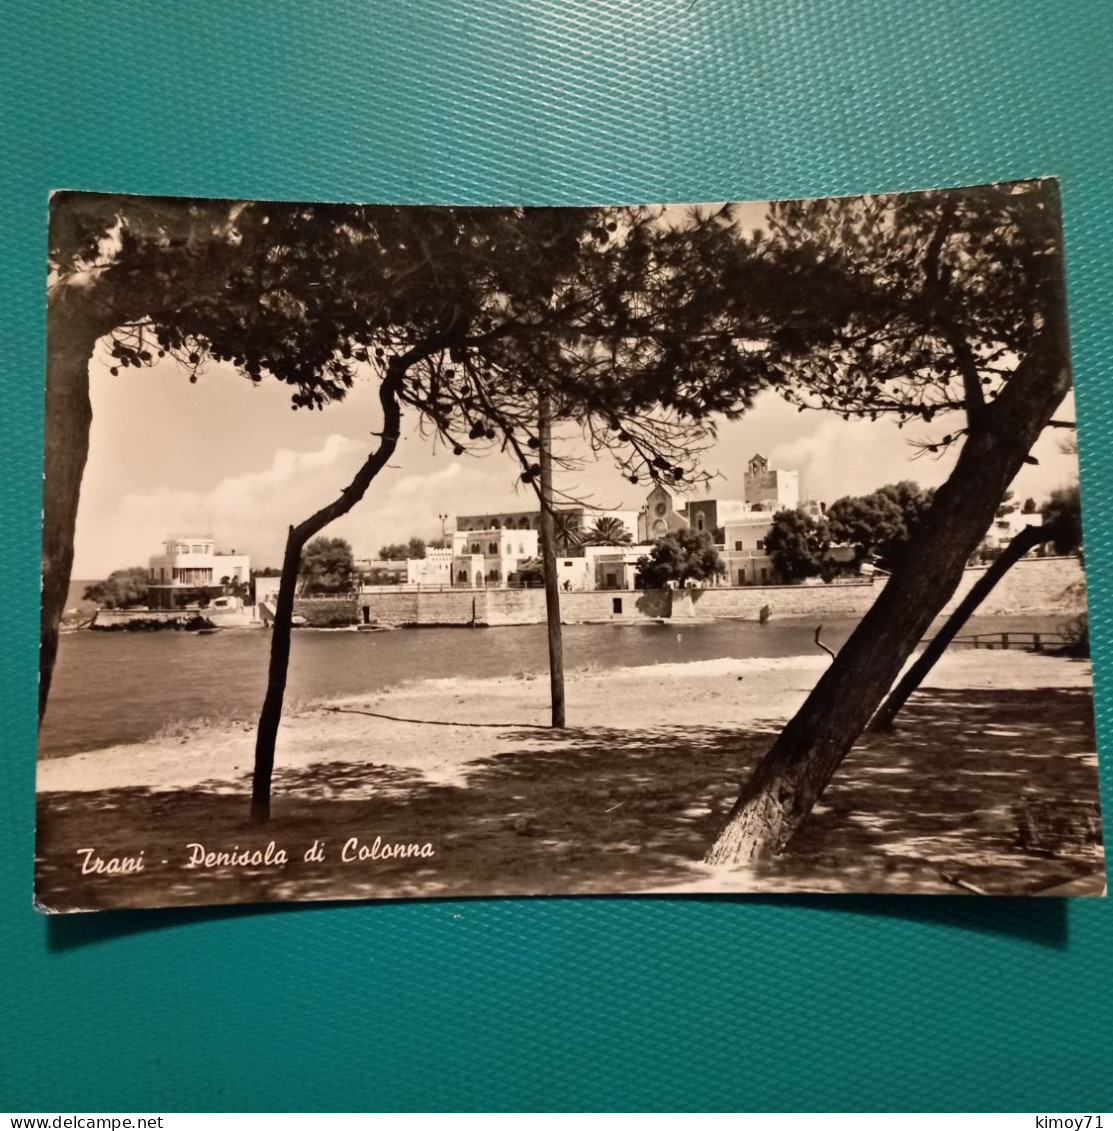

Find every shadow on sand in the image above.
[37,686,1103,945]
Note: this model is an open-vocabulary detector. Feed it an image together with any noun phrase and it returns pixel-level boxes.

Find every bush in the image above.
[1062,611,1090,658]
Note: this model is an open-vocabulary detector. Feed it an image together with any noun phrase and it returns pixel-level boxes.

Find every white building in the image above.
[406,547,454,587]
[147,535,251,609]
[584,545,648,590]
[983,508,1044,553]
[456,506,638,546]
[452,526,539,587]
[720,514,777,586]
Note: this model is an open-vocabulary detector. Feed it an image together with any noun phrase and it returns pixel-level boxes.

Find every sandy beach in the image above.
[38,648,1092,794]
[35,648,1105,908]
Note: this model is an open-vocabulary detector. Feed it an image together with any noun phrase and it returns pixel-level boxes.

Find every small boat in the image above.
[196,627,221,635]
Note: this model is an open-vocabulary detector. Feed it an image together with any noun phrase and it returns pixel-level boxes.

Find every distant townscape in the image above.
[76,450,1062,632]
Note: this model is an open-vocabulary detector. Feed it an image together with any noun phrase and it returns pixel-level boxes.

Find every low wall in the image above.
[357,587,670,627]
[945,555,1085,616]
[560,589,672,622]
[685,582,881,620]
[350,556,1086,628]
[293,596,359,627]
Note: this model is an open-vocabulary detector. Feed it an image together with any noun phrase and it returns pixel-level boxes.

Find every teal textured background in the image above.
[3,0,1112,1112]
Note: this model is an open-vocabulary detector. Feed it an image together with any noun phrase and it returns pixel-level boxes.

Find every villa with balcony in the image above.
[146,535,251,609]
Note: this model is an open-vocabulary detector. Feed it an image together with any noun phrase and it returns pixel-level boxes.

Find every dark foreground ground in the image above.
[35,684,1105,911]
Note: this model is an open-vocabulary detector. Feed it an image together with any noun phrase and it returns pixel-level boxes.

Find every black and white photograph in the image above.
[37,180,1104,911]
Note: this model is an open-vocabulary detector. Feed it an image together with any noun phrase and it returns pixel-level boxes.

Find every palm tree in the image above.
[552,509,585,556]
[583,515,633,547]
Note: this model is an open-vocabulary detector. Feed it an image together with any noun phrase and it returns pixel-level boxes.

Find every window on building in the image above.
[488,542,498,554]
[564,560,573,567]
[612,597,623,614]
[756,539,764,550]
[471,543,480,554]
[734,541,743,551]
[192,544,203,553]
[696,514,705,531]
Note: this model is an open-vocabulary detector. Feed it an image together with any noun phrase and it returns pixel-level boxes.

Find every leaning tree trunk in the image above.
[251,368,404,821]
[537,391,567,729]
[705,337,1071,866]
[869,521,1051,733]
[40,300,111,725]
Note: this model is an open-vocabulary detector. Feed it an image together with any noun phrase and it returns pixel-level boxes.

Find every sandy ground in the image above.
[35,647,1104,908]
[38,648,1094,795]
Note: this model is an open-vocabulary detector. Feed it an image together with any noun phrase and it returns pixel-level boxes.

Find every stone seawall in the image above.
[357,587,670,627]
[293,596,359,627]
[351,556,1085,628]
[947,555,1084,616]
[685,583,880,620]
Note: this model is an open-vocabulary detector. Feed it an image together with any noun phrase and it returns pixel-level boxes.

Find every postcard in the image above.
[35,180,1105,911]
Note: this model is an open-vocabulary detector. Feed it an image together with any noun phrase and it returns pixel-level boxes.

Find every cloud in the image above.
[766,410,1080,507]
[767,418,958,502]
[387,461,467,500]
[73,441,518,576]
[76,435,362,575]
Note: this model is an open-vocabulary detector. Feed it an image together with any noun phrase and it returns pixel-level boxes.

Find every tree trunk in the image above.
[705,335,1071,866]
[40,302,106,725]
[869,522,1050,733]
[537,391,566,729]
[250,527,306,822]
[250,369,405,822]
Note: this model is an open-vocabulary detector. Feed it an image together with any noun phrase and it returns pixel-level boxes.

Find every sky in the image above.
[72,345,1080,578]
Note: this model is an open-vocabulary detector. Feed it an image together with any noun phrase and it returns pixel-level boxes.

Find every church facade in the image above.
[634,453,817,586]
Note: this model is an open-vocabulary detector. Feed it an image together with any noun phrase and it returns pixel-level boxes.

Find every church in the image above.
[636,454,822,587]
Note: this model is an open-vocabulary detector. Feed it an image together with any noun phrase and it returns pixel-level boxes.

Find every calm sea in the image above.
[39,609,1069,758]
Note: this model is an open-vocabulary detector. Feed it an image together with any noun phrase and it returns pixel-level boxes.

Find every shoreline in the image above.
[37,648,1094,795]
[34,647,1103,906]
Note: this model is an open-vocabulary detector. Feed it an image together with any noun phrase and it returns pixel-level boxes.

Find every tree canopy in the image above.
[636,530,724,588]
[298,537,356,594]
[1042,485,1083,556]
[751,183,1068,437]
[764,509,829,583]
[825,481,934,571]
[82,567,150,609]
[582,516,633,546]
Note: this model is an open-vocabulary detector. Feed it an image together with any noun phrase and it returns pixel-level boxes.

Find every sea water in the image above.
[38,613,1070,758]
